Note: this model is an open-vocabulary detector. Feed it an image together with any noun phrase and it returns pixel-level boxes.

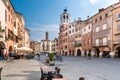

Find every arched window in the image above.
[66,15,68,19]
[63,15,65,19]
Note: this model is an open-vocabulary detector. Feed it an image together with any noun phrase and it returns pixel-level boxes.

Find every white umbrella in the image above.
[16,47,33,52]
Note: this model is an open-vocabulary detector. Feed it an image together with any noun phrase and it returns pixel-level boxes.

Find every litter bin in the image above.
[0,67,3,80]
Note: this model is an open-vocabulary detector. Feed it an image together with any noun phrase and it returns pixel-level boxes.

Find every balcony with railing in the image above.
[0,27,5,39]
[114,30,120,35]
[113,39,120,44]
[8,29,14,40]
[93,42,108,47]
[0,32,4,39]
[75,43,82,47]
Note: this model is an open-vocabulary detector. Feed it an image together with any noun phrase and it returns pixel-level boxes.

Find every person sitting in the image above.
[79,77,85,80]
[54,66,58,73]
[45,59,50,64]
[53,68,63,78]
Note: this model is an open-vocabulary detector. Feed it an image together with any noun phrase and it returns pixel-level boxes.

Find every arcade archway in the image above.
[115,46,120,57]
[102,47,110,57]
[9,46,13,53]
[94,47,100,57]
[77,49,81,56]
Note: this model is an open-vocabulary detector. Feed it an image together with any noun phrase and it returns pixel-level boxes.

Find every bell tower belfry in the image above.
[58,8,71,55]
[60,7,70,23]
[45,32,48,40]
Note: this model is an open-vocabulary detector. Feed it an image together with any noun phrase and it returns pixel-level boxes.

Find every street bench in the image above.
[40,67,55,80]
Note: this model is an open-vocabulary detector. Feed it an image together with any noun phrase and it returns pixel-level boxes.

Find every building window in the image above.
[63,15,65,19]
[96,39,99,46]
[105,13,108,17]
[100,16,102,20]
[67,15,68,19]
[117,24,120,30]
[9,15,10,22]
[117,13,120,20]
[118,35,120,41]
[96,27,99,32]
[89,39,91,45]
[84,28,86,32]
[65,45,67,49]
[103,37,107,45]
[8,5,10,11]
[75,28,77,32]
[72,29,74,33]
[69,31,71,34]
[65,32,67,35]
[5,10,7,22]
[89,26,90,29]
[79,33,81,37]
[95,19,97,22]
[102,24,107,30]
[14,22,16,28]
[11,18,12,24]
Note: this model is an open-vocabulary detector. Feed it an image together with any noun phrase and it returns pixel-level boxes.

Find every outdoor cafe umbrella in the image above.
[16,47,33,52]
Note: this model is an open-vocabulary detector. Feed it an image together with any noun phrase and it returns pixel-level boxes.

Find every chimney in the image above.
[99,8,104,12]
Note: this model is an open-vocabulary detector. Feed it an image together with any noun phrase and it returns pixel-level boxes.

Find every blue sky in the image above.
[11,0,119,41]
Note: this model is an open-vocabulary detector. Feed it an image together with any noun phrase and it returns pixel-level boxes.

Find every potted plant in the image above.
[0,27,5,32]
[49,53,54,66]
[0,26,5,38]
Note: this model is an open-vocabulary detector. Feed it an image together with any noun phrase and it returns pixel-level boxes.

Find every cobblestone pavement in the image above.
[1,56,120,80]
[54,56,120,80]
[0,59,41,80]
[40,55,120,80]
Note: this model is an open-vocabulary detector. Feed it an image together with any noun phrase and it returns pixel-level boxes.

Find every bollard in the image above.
[0,67,3,80]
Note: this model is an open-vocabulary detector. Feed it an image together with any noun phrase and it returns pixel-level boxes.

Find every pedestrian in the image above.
[4,52,8,61]
[9,52,13,58]
[79,77,85,80]
[88,50,91,59]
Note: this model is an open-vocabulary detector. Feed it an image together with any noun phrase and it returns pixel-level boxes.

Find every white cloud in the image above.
[110,0,119,3]
[89,0,99,4]
[29,23,59,41]
[97,0,119,8]
[30,24,59,32]
[104,0,119,5]
[89,0,119,5]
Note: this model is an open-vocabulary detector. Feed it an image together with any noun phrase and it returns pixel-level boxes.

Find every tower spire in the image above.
[64,7,67,12]
[45,32,48,40]
[61,7,70,23]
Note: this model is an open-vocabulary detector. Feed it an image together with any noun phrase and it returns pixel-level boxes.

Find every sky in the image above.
[11,0,119,41]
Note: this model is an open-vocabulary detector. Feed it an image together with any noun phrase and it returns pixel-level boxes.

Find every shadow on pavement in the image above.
[3,71,41,80]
